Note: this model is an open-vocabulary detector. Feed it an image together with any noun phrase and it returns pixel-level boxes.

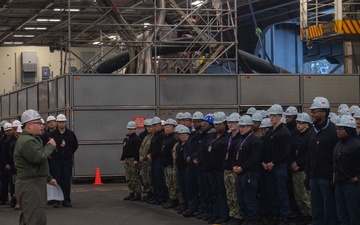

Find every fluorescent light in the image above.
[108,35,117,39]
[13,34,35,38]
[3,42,23,45]
[53,8,80,12]
[24,27,47,30]
[191,0,204,6]
[92,41,100,45]
[36,18,61,22]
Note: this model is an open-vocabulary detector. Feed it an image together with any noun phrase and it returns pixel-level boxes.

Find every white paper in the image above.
[47,184,64,201]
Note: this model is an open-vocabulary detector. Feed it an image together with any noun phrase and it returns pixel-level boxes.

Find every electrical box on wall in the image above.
[42,66,50,80]
[21,52,37,84]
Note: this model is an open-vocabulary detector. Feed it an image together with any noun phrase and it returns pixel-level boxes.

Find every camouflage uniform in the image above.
[224,170,242,219]
[139,134,153,193]
[292,171,311,216]
[124,158,142,194]
[164,165,178,201]
[172,142,183,203]
[122,132,142,195]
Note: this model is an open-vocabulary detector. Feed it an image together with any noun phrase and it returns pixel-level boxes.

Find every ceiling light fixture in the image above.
[13,34,35,38]
[36,18,61,22]
[53,8,80,12]
[92,41,100,45]
[191,0,204,6]
[3,42,24,45]
[24,27,48,30]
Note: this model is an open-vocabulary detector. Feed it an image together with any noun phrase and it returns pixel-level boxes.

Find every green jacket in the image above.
[14,130,55,182]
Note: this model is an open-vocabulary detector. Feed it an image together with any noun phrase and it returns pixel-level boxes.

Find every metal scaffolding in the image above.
[72,0,238,75]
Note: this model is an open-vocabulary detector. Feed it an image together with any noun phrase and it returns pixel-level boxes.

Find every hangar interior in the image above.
[1,0,360,177]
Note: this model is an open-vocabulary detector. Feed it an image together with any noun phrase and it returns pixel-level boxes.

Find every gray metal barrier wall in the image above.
[1,74,359,178]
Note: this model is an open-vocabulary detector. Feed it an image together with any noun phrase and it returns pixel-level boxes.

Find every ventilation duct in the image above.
[21,52,37,84]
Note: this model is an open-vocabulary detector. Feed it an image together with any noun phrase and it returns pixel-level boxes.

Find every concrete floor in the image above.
[0,182,206,225]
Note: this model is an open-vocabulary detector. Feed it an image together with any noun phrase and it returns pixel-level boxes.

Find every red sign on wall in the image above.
[134,116,146,129]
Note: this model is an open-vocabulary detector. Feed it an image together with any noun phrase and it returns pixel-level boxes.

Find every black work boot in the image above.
[123,193,135,200]
[163,200,178,209]
[130,194,141,201]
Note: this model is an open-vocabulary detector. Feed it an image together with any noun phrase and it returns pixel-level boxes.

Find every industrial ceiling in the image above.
[0,0,302,48]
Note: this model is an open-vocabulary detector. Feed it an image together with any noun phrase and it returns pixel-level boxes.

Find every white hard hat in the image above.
[338,104,349,112]
[41,119,45,124]
[56,114,67,122]
[227,113,240,122]
[16,126,23,133]
[144,119,152,126]
[182,112,192,119]
[353,108,360,119]
[260,118,272,128]
[192,111,204,120]
[161,120,166,126]
[285,106,298,116]
[268,104,283,115]
[238,115,253,126]
[175,112,184,120]
[21,109,42,124]
[213,111,227,124]
[336,115,356,129]
[0,120,8,128]
[164,118,177,126]
[330,115,340,124]
[11,120,22,128]
[151,117,162,125]
[309,96,330,109]
[296,112,312,124]
[246,107,257,115]
[350,105,359,114]
[3,122,13,131]
[178,125,190,134]
[126,121,136,129]
[46,115,56,122]
[338,107,351,117]
[259,110,267,118]
[251,113,263,122]
[174,125,181,133]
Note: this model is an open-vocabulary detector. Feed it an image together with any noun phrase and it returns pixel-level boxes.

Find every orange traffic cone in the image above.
[94,168,103,185]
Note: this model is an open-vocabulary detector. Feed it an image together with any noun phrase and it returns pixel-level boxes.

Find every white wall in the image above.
[0,46,102,94]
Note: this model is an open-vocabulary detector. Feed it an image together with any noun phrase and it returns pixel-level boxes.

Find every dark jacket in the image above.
[176,142,187,169]
[333,136,360,183]
[232,131,263,173]
[40,131,51,147]
[195,128,216,168]
[139,130,148,141]
[184,130,203,163]
[148,130,166,159]
[50,128,78,160]
[224,132,240,171]
[8,140,17,173]
[291,129,312,171]
[202,131,229,172]
[306,119,337,180]
[3,135,16,167]
[161,133,177,167]
[286,120,299,139]
[0,135,9,166]
[121,133,141,161]
[263,123,292,166]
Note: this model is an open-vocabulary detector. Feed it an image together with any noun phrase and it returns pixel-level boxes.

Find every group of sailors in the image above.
[120,96,360,225]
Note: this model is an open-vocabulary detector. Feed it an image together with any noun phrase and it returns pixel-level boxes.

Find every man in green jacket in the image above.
[14,109,57,225]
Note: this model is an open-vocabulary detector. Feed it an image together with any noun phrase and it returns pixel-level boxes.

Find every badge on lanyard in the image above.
[208,145,212,152]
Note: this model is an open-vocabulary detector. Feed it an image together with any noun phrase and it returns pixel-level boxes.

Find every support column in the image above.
[343,41,360,74]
